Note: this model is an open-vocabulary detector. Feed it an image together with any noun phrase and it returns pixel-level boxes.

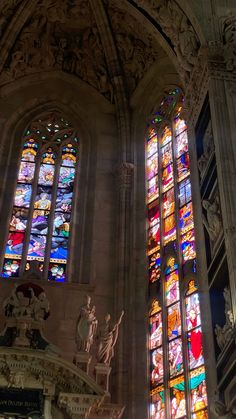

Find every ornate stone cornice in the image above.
[0,348,105,396]
[58,393,102,419]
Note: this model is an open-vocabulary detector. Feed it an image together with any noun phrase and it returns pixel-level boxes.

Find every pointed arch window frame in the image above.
[1,111,81,282]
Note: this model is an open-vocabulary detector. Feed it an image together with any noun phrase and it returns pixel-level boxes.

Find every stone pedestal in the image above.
[95,363,111,394]
[73,351,92,374]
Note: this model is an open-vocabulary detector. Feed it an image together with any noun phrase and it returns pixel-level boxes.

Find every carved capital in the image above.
[58,393,101,419]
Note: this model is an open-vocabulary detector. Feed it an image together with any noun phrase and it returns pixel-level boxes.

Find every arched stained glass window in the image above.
[2,112,79,282]
[146,89,208,418]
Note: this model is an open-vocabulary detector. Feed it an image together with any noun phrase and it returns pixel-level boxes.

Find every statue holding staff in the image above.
[97,311,124,365]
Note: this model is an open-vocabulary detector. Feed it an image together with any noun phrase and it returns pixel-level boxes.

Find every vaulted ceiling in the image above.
[0,0,202,103]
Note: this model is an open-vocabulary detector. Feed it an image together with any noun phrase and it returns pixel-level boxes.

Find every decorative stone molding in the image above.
[58,393,102,419]
[89,403,125,419]
[74,352,92,375]
[0,348,104,396]
[210,398,236,418]
[95,363,111,394]
[133,0,200,83]
[0,0,114,102]
[221,14,236,73]
[0,283,54,351]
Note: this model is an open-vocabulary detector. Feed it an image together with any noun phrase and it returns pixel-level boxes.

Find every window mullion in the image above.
[19,152,42,276]
[42,154,61,280]
[172,119,192,419]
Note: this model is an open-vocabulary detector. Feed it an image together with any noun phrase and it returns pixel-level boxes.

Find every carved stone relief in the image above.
[133,0,200,83]
[215,287,235,352]
[222,14,236,73]
[106,1,165,93]
[202,192,223,254]
[0,283,53,350]
[0,0,23,38]
[198,122,215,179]
[0,0,114,101]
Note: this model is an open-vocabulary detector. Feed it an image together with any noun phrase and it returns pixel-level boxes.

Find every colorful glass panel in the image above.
[186,280,198,296]
[9,208,28,232]
[169,338,184,377]
[146,95,208,417]
[192,411,208,419]
[58,166,75,188]
[27,234,47,260]
[50,237,68,263]
[18,161,35,183]
[161,141,172,168]
[176,130,188,158]
[165,270,180,306]
[162,164,174,192]
[5,231,25,259]
[149,251,161,283]
[22,139,38,161]
[188,327,204,369]
[31,210,49,235]
[48,263,66,282]
[163,188,175,218]
[181,230,196,262]
[165,257,178,275]
[150,385,165,419]
[167,302,181,340]
[147,134,158,158]
[160,126,172,146]
[14,184,32,208]
[163,214,176,245]
[55,187,73,212]
[148,200,160,227]
[148,223,160,255]
[150,311,163,349]
[175,118,186,136]
[177,153,190,182]
[178,178,192,207]
[179,202,194,234]
[34,187,52,210]
[38,164,55,186]
[52,213,70,237]
[2,113,78,280]
[2,259,20,277]
[62,143,77,166]
[186,293,201,331]
[189,367,207,413]
[42,147,56,164]
[170,376,186,418]
[147,153,158,180]
[151,347,164,387]
[148,176,159,202]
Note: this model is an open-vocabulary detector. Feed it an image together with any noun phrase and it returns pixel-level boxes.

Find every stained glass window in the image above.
[2,112,79,282]
[146,89,208,417]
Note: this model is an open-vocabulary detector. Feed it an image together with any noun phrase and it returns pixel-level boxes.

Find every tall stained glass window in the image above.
[2,112,79,282]
[146,89,208,418]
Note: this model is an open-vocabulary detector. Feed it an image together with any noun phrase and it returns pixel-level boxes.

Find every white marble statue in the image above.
[76,295,98,352]
[202,195,222,242]
[215,287,235,351]
[29,288,50,320]
[97,311,124,365]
